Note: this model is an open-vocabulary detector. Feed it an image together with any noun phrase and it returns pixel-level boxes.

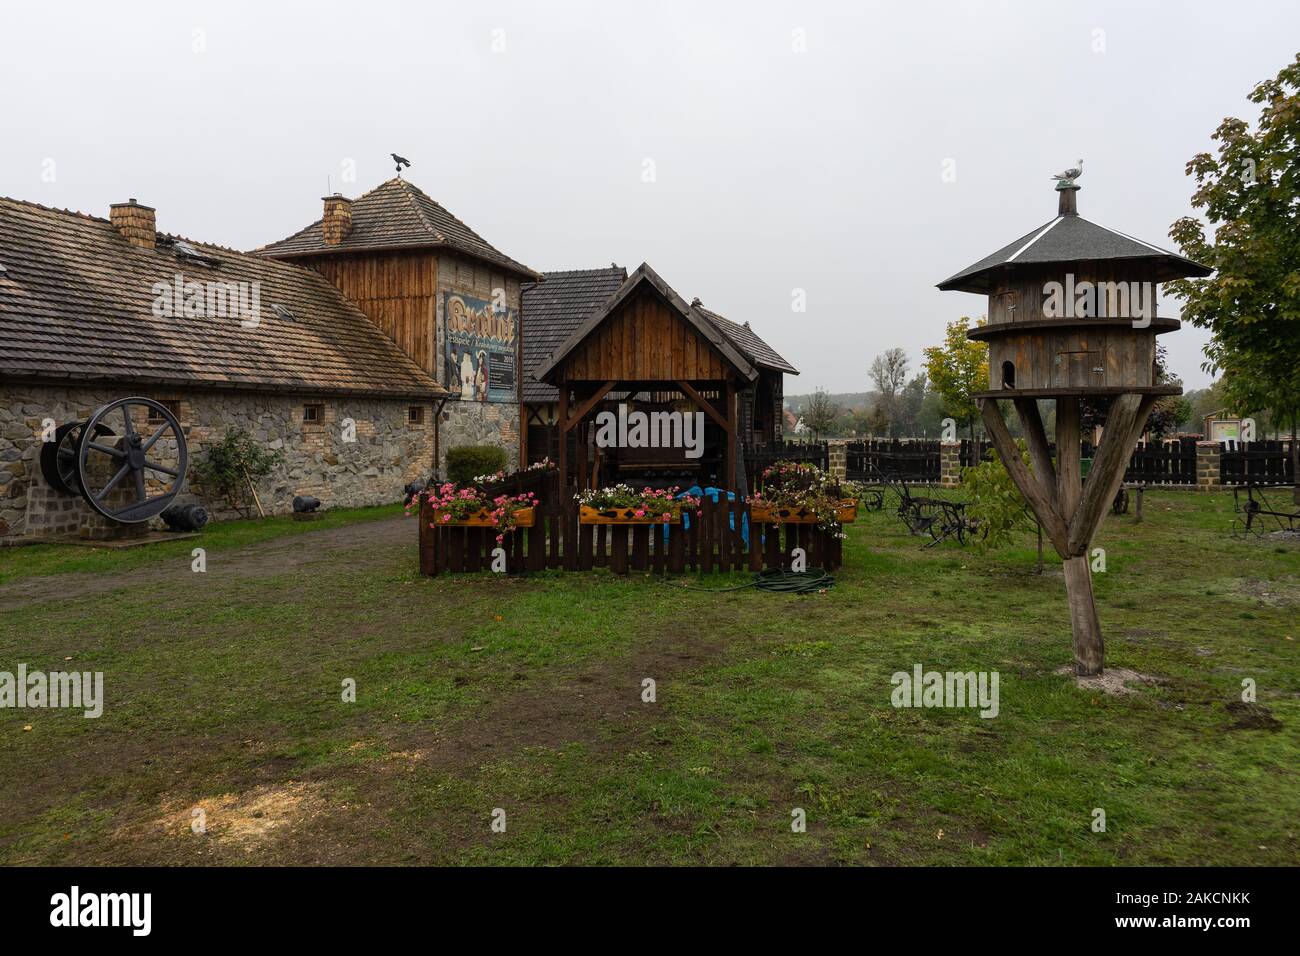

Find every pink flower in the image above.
[496,534,504,543]
[662,512,670,521]
[634,509,646,518]
[441,513,451,523]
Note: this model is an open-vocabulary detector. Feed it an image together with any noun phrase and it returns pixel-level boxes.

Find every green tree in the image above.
[922,317,989,440]
[1167,52,1300,486]
[869,347,909,435]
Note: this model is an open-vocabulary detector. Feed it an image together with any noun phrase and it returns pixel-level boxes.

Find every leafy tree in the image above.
[922,316,989,440]
[191,428,284,518]
[1167,52,1300,486]
[865,404,890,436]
[961,437,1037,554]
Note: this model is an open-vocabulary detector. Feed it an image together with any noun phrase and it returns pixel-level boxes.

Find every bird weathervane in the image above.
[391,153,411,177]
[1051,158,1083,189]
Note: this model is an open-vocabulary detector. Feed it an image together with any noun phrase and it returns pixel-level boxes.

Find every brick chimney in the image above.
[322,193,353,244]
[109,199,156,250]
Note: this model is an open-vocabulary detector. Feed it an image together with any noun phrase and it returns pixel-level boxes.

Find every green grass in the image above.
[0,491,1296,866]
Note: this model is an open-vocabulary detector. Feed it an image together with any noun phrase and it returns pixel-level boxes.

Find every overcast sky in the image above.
[3,1,1295,393]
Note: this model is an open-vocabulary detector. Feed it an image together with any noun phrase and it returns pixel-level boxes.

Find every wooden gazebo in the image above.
[532,263,761,491]
[938,175,1210,676]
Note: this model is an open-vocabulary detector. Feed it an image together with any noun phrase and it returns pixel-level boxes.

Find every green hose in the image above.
[668,568,834,594]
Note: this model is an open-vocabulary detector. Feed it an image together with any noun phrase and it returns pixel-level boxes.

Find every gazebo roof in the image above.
[534,262,759,384]
[937,187,1211,294]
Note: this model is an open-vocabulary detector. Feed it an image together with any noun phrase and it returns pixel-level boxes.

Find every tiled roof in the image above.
[256,177,538,279]
[0,196,445,399]
[695,306,798,375]
[520,266,627,402]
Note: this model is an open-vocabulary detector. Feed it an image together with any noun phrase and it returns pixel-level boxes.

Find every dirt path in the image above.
[0,516,415,609]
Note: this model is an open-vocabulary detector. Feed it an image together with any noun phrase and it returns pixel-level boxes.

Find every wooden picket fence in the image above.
[418,494,844,576]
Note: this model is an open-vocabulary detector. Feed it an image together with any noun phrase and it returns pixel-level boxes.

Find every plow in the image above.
[1231,483,1300,538]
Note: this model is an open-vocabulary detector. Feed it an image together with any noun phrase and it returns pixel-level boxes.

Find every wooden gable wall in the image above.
[304,250,439,376]
[557,290,731,382]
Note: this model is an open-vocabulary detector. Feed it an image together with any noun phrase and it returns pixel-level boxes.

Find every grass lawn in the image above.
[0,492,1296,866]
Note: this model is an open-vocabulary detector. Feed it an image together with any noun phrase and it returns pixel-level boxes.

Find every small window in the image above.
[1001,361,1016,388]
[148,399,182,423]
[407,405,425,424]
[303,403,324,423]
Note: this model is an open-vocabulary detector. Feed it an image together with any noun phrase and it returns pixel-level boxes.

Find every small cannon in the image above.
[39,397,188,524]
[161,503,209,532]
[293,495,321,513]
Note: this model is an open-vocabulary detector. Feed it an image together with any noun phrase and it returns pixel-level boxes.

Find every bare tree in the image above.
[869,348,910,436]
[805,387,839,441]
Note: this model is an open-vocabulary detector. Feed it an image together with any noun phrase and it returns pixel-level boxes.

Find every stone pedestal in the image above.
[940,441,963,487]
[1196,440,1221,491]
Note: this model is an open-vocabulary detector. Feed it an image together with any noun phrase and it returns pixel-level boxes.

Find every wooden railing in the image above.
[418,495,844,576]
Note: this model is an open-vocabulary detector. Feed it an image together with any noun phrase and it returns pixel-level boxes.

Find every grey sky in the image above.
[3,0,1294,393]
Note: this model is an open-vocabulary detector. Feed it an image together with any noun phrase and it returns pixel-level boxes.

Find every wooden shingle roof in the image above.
[533,262,760,385]
[522,264,797,401]
[0,196,446,399]
[937,189,1211,294]
[256,178,538,279]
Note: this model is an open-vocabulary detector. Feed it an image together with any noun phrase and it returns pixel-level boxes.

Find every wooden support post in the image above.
[1055,397,1082,518]
[1063,555,1104,675]
[557,384,568,491]
[724,378,736,491]
[980,399,1068,554]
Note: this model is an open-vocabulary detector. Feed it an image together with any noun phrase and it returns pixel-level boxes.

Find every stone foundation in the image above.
[940,441,963,487]
[0,384,438,542]
[438,399,519,475]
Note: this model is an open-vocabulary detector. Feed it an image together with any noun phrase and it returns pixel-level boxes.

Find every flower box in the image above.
[431,506,535,528]
[579,505,682,525]
[749,499,857,525]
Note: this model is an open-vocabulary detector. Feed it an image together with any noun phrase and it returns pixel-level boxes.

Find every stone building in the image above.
[0,194,448,542]
[257,177,539,472]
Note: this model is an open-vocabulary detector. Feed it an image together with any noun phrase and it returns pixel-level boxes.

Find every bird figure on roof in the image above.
[1051,159,1083,188]
[391,153,412,176]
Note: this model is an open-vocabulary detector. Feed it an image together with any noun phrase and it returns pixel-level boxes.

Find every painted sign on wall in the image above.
[443,292,517,403]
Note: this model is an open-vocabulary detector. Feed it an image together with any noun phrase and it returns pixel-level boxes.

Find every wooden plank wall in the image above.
[306,250,439,375]
[559,291,729,382]
[418,494,844,576]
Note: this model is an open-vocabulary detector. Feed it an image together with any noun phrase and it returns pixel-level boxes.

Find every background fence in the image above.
[1220,439,1295,486]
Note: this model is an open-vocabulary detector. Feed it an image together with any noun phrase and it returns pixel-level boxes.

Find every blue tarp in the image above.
[666,486,750,547]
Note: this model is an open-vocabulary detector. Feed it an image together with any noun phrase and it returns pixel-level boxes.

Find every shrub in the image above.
[446,445,507,485]
[191,428,284,518]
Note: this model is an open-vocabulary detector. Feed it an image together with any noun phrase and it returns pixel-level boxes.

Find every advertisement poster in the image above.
[443,292,517,403]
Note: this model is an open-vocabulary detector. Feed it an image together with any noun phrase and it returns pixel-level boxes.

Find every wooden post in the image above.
[1062,555,1103,674]
[557,382,569,491]
[724,378,736,491]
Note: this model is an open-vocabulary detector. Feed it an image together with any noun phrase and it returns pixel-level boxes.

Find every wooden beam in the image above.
[1012,397,1057,503]
[1055,397,1082,518]
[1066,393,1155,555]
[980,399,1069,555]
[561,380,616,434]
[677,380,728,430]
[724,378,736,491]
[557,383,568,489]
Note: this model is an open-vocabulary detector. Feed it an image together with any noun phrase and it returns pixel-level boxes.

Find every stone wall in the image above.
[0,383,436,543]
